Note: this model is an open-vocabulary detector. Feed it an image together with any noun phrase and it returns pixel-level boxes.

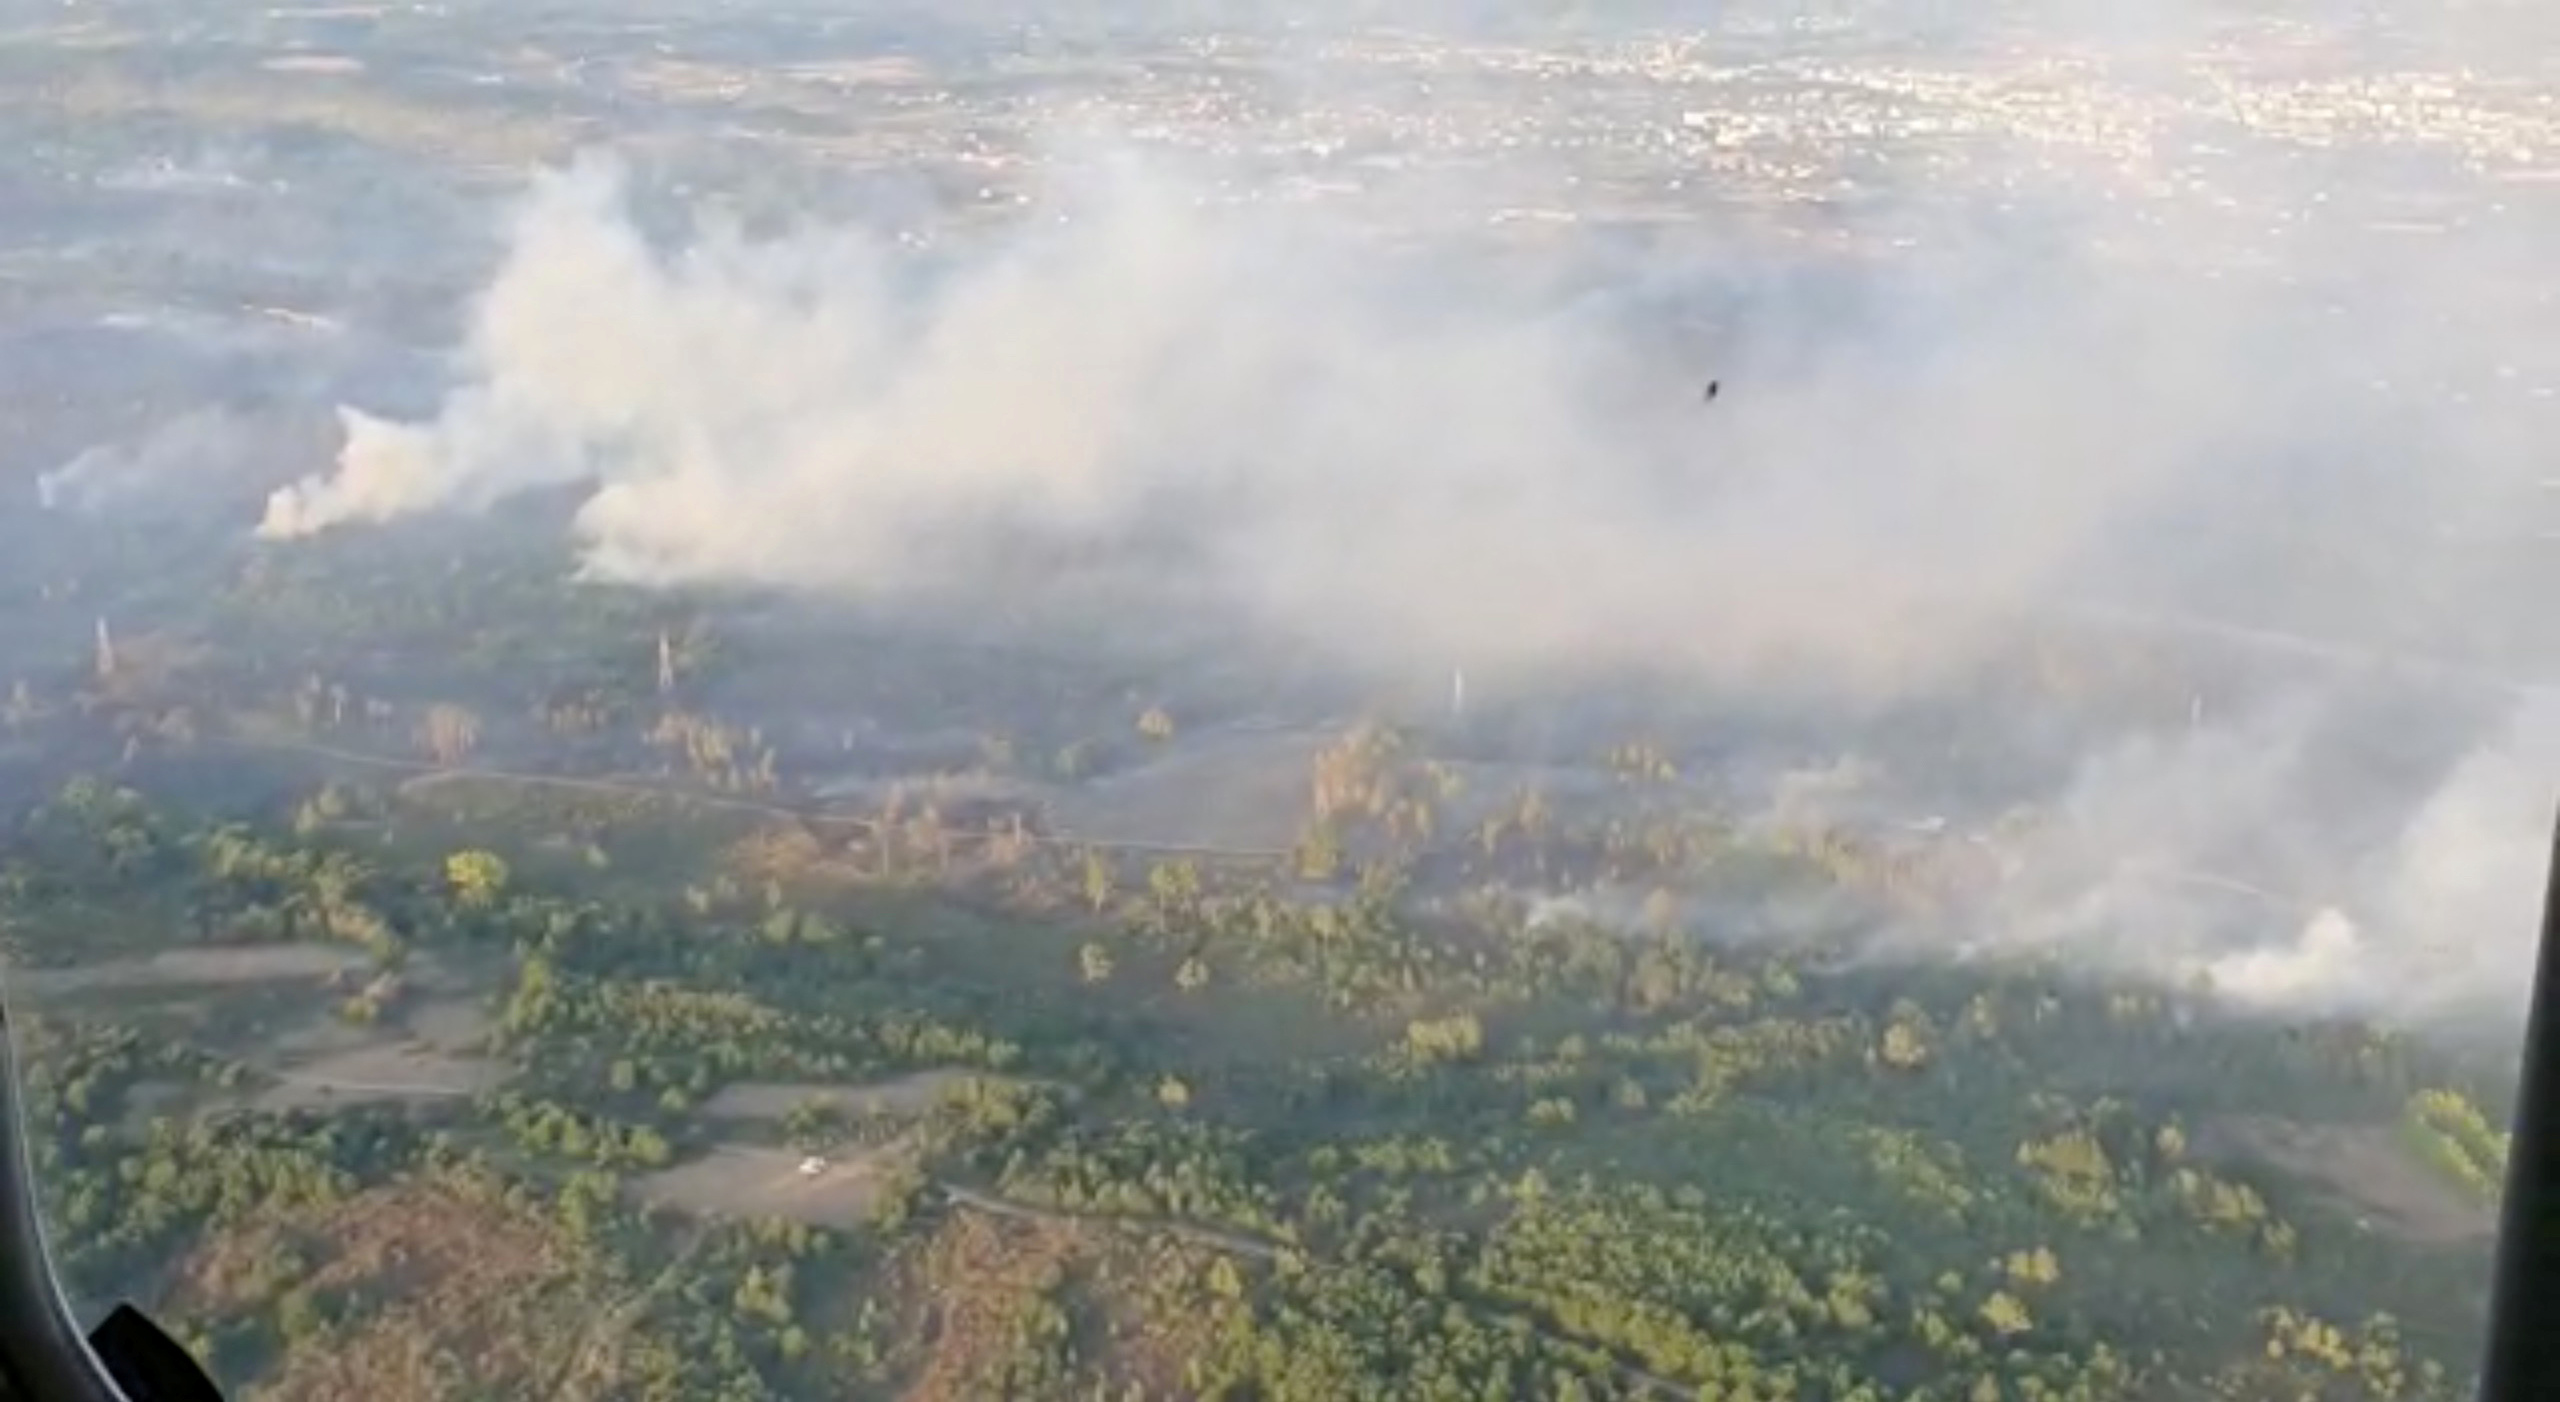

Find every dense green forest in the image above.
[0,734,2510,1401]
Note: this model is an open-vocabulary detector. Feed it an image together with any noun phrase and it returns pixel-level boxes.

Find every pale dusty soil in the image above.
[633,1140,919,1226]
[251,1039,507,1112]
[7,943,366,996]
[402,995,495,1050]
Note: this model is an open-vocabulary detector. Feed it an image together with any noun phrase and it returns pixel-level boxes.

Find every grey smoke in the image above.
[1965,695,2550,1025]
[251,121,2556,1026]
[41,408,270,515]
[259,151,2434,680]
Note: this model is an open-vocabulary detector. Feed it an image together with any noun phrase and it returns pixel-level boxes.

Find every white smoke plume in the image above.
[1963,694,2555,1026]
[41,408,273,515]
[257,148,2427,691]
[2335,696,2560,1022]
[253,130,2557,1028]
[2167,693,2557,1028]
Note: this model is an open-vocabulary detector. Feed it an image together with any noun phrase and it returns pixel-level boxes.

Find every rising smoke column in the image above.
[251,144,2558,1028]
[255,149,2340,693]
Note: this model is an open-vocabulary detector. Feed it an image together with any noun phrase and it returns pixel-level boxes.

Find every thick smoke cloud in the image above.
[2342,697,2560,1021]
[259,149,2386,688]
[1958,695,2555,1027]
[253,121,2555,1028]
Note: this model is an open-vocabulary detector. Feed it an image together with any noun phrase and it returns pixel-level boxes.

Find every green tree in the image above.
[444,848,511,906]
[1980,1290,2033,1338]
[1082,850,1113,913]
[1053,739,1095,779]
[1149,860,1202,920]
[1206,1256,1244,1299]
[1297,821,1343,882]
[1405,1012,1485,1065]
[1881,1021,1932,1071]
[1079,942,1116,984]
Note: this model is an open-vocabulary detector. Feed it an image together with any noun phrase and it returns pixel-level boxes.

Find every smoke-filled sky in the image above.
[257,148,2547,671]
[228,7,2560,1030]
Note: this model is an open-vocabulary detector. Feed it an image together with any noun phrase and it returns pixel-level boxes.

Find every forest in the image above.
[0,740,2512,1400]
[0,528,2516,1401]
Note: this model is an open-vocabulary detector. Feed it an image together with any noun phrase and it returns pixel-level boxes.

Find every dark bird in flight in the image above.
[1702,379,1721,404]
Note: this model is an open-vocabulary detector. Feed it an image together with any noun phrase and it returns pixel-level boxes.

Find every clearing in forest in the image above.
[633,1140,922,1227]
[237,986,505,1113]
[6,944,367,997]
[1047,729,1320,853]
[249,1038,507,1113]
[2212,1115,2496,1244]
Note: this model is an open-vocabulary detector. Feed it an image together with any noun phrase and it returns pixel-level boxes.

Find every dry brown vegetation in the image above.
[725,823,872,888]
[881,1209,1083,1402]
[171,1179,628,1402]
[723,800,1050,891]
[1078,1236,1232,1398]
[876,1205,1227,1402]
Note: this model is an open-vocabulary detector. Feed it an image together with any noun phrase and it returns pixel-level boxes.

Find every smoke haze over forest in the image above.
[5,9,2555,1395]
[259,143,2553,688]
[245,103,2556,1027]
[6,0,2538,1033]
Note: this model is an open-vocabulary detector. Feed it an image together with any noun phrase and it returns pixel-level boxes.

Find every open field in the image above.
[2212,1115,2499,1246]
[6,944,367,997]
[250,1041,506,1113]
[1045,729,1320,853]
[634,1140,921,1228]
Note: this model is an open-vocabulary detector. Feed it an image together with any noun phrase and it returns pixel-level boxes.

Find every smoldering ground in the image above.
[222,16,2560,1031]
